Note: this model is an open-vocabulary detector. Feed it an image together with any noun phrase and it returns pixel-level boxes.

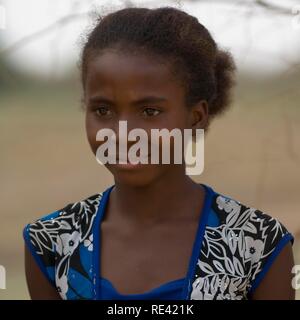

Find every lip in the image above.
[112,156,151,169]
[114,162,145,169]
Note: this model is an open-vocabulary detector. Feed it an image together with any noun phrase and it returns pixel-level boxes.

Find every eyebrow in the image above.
[88,95,168,106]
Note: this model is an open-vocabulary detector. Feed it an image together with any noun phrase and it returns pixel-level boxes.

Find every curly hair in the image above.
[80,6,236,126]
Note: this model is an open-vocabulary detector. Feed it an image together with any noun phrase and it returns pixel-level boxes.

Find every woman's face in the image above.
[84,49,208,187]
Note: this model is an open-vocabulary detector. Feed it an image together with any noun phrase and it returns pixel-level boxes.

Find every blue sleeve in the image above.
[247,212,294,296]
[23,210,62,287]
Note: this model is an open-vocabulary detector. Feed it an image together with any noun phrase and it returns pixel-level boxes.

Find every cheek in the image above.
[158,107,191,131]
[153,110,191,152]
[85,113,102,154]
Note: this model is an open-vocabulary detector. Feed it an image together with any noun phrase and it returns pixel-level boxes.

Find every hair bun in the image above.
[209,49,236,118]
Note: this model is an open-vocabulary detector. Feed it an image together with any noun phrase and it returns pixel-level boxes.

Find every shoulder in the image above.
[23,191,105,298]
[191,187,294,300]
[210,191,294,251]
[23,192,103,253]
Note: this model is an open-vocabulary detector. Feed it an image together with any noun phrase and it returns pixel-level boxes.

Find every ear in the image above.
[189,100,209,135]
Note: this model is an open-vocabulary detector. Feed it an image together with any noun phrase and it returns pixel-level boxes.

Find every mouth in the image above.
[112,154,151,169]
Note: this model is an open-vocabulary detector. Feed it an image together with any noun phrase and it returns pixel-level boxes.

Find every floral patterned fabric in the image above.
[23,194,102,299]
[23,185,294,300]
[191,194,294,300]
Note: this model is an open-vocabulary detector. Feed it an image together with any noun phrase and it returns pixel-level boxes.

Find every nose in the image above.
[112,113,141,141]
[111,115,150,161]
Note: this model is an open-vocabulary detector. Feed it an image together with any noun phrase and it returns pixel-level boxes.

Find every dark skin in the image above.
[25,49,295,299]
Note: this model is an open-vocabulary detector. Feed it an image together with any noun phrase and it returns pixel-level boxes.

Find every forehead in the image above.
[84,50,185,99]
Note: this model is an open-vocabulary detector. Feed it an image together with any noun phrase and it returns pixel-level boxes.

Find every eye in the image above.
[95,106,112,117]
[142,107,161,117]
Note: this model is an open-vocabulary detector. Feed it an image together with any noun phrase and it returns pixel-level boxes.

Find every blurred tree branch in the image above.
[1,0,299,56]
[183,0,299,15]
[0,12,88,55]
[254,0,297,15]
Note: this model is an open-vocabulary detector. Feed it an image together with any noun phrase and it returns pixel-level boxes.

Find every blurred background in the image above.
[0,0,299,299]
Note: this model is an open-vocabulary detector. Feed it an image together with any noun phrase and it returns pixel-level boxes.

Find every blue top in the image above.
[23,183,294,300]
[99,277,186,300]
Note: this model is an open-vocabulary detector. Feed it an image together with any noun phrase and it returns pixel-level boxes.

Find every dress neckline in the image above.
[100,276,185,298]
[92,183,214,300]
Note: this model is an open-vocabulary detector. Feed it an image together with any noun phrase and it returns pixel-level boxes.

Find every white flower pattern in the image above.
[56,274,68,300]
[244,237,264,263]
[56,231,81,256]
[190,195,292,300]
[24,190,293,300]
[24,193,102,299]
[84,234,93,251]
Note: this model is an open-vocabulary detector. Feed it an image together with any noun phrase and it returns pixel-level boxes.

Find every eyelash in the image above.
[95,106,112,117]
[94,106,161,118]
[142,107,161,117]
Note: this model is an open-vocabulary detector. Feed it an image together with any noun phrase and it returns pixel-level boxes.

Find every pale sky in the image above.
[0,0,299,77]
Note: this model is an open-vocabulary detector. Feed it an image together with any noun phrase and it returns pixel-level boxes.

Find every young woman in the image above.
[23,6,295,300]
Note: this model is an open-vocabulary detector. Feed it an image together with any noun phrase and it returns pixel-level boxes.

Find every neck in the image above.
[108,166,204,226]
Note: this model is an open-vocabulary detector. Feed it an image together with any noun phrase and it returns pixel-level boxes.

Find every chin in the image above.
[105,163,164,188]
